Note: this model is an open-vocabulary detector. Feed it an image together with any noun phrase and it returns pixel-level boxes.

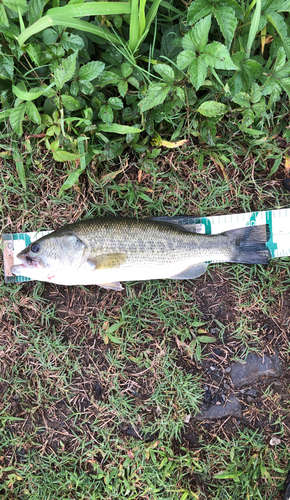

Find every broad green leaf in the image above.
[251,82,262,103]
[232,92,251,107]
[201,41,238,70]
[118,80,128,97]
[70,81,79,97]
[261,76,280,95]
[242,108,254,127]
[139,83,171,112]
[42,28,58,44]
[12,82,55,101]
[187,0,212,25]
[182,31,196,52]
[54,53,77,89]
[46,125,60,136]
[197,101,228,117]
[278,77,290,100]
[190,15,211,53]
[97,70,120,87]
[79,61,105,82]
[53,150,81,161]
[222,0,243,18]
[61,95,81,111]
[10,104,26,135]
[161,24,183,60]
[188,57,208,90]
[108,97,123,110]
[99,104,114,124]
[25,101,41,124]
[0,58,14,80]
[121,62,133,79]
[26,43,42,66]
[2,0,28,14]
[62,32,85,51]
[177,50,195,70]
[274,46,286,72]
[28,0,46,24]
[80,81,94,95]
[267,12,287,40]
[127,77,139,89]
[0,3,9,26]
[154,63,175,83]
[242,59,263,83]
[13,148,26,190]
[214,6,237,49]
[97,124,142,134]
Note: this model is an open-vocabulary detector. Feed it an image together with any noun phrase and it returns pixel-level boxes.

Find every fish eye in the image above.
[31,243,40,253]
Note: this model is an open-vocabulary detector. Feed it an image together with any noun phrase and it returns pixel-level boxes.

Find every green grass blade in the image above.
[245,0,261,59]
[18,15,123,46]
[0,109,12,121]
[145,0,163,31]
[47,2,131,17]
[129,0,139,52]
[139,0,146,38]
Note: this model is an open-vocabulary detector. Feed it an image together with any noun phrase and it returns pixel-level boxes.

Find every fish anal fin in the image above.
[98,281,123,291]
[170,262,208,280]
[87,253,127,270]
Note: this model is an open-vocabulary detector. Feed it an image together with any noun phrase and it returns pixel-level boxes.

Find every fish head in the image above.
[10,232,88,283]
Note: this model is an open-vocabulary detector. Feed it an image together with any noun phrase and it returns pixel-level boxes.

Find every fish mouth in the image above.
[10,264,27,276]
[17,253,38,268]
[11,254,39,276]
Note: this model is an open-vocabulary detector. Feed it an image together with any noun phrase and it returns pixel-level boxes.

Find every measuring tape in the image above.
[2,208,290,283]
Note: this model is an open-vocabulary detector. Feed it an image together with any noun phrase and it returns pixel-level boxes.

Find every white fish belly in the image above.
[50,250,229,286]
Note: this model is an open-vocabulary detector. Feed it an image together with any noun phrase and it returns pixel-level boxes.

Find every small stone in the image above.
[183,414,191,423]
[246,396,254,403]
[210,366,215,371]
[94,383,102,397]
[270,436,281,446]
[230,351,281,388]
[195,392,242,420]
[225,367,231,373]
[245,388,257,396]
[282,178,290,191]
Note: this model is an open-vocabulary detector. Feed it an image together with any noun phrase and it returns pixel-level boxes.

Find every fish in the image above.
[10,217,271,290]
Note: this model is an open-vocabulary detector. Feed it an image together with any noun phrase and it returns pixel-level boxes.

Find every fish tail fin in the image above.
[225,224,270,264]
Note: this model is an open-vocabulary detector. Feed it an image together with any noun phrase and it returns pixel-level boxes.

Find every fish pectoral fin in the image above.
[170,262,208,280]
[97,281,124,291]
[87,253,127,270]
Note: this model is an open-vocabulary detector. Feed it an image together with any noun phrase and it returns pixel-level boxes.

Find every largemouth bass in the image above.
[11,217,270,290]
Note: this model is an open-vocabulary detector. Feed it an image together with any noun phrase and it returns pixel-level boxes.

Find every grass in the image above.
[1,144,290,499]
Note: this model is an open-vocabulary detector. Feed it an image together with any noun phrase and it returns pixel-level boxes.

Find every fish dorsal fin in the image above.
[87,253,127,269]
[98,282,123,291]
[170,262,208,280]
